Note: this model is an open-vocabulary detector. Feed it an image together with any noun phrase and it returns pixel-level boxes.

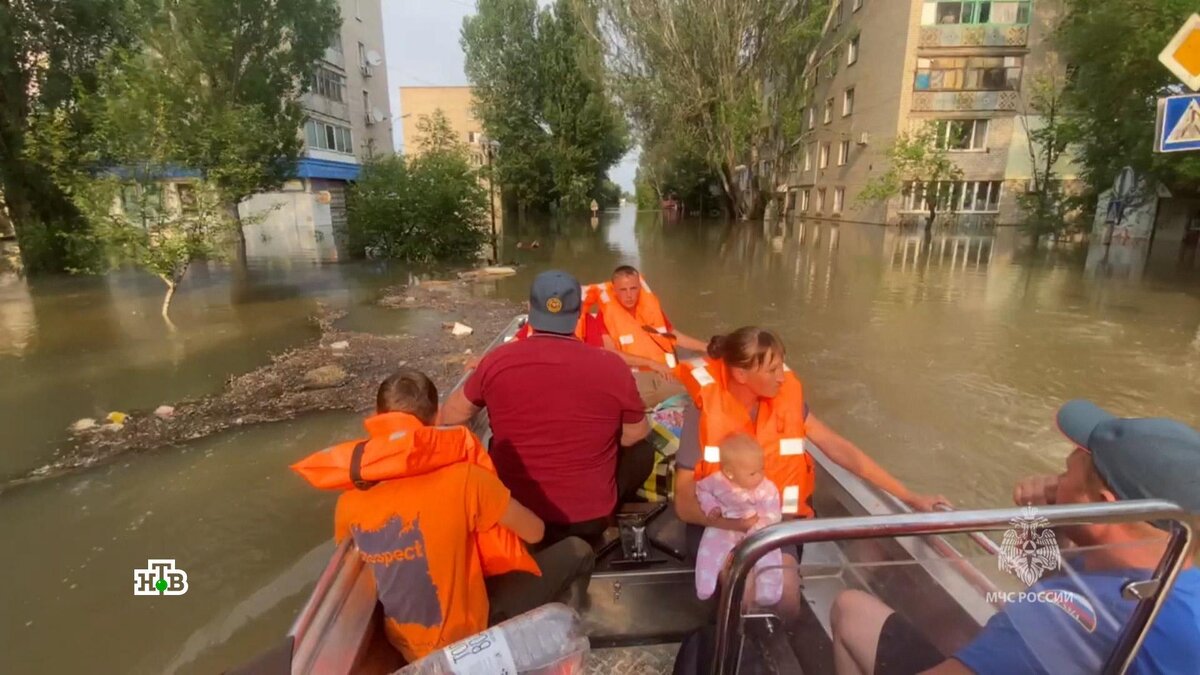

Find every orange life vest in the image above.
[291,412,539,576]
[587,279,678,368]
[675,357,815,517]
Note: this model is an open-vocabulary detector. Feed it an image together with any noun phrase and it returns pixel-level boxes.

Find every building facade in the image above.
[398,86,489,167]
[241,0,393,260]
[397,86,502,239]
[784,0,1074,227]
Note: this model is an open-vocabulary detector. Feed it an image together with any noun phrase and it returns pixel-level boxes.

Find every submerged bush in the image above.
[347,112,488,262]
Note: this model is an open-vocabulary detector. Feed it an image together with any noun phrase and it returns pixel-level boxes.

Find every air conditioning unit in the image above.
[365,107,386,126]
[360,63,373,77]
[857,132,870,146]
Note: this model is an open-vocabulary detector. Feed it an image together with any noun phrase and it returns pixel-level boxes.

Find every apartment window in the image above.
[933,119,989,150]
[311,67,345,102]
[847,35,860,66]
[921,1,1031,26]
[824,98,834,124]
[900,180,1003,213]
[915,56,1022,91]
[816,188,827,212]
[826,54,838,79]
[330,33,343,54]
[843,87,855,116]
[358,42,373,77]
[838,140,850,165]
[819,143,831,169]
[355,0,363,20]
[834,1,844,27]
[807,106,817,129]
[803,145,813,171]
[800,189,811,212]
[363,90,373,123]
[853,0,864,11]
[833,187,845,213]
[305,119,354,154]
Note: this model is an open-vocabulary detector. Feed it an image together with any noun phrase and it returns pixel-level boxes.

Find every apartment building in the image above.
[398,86,491,167]
[397,86,501,228]
[786,0,1072,227]
[241,0,393,259]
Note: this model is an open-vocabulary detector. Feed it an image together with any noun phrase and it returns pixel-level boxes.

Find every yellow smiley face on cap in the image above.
[546,297,563,313]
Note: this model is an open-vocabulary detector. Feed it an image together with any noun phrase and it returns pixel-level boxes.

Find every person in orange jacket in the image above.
[291,368,594,663]
[589,265,710,408]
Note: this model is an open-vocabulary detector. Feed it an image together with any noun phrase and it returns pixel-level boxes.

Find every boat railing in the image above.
[711,499,1195,675]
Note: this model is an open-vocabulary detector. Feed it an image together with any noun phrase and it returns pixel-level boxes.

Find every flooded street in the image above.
[3,207,1200,673]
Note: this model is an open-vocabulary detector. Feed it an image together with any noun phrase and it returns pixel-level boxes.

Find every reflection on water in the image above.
[1,206,1199,673]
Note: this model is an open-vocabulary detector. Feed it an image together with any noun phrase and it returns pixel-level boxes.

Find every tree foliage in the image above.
[348,114,488,262]
[593,0,829,219]
[106,0,341,228]
[1017,73,1082,244]
[1057,0,1200,196]
[0,0,152,273]
[462,0,629,214]
[860,124,964,235]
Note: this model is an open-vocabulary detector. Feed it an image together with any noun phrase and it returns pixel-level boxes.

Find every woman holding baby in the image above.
[673,326,948,609]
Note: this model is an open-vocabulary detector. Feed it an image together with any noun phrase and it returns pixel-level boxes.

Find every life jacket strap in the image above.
[350,441,377,491]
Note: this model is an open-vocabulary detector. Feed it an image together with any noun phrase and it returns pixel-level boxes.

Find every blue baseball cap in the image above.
[1056,400,1200,514]
[527,270,581,335]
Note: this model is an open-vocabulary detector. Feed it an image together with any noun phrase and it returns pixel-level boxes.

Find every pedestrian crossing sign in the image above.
[1159,14,1200,91]
[1156,94,1200,153]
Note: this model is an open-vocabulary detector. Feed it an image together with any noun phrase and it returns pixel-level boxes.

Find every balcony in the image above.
[918,23,1028,48]
[911,90,1018,112]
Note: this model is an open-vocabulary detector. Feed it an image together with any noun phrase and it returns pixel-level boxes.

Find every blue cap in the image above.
[1056,400,1200,515]
[527,270,581,334]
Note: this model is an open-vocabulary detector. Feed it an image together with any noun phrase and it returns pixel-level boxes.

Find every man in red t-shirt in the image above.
[441,270,654,545]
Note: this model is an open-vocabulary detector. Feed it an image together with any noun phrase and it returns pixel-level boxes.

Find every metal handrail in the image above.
[935,503,1002,556]
[711,500,1194,675]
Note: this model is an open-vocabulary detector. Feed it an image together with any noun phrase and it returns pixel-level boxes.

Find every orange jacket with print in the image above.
[291,412,540,578]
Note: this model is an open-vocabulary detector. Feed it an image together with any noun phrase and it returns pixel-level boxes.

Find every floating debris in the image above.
[70,418,97,433]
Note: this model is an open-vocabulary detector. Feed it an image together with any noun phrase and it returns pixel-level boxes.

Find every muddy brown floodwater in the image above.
[1,207,1199,674]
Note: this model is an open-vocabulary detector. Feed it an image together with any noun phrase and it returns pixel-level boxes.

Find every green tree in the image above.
[0,0,151,273]
[65,69,235,320]
[348,114,487,262]
[462,0,628,214]
[1017,73,1081,245]
[1057,0,1200,198]
[94,0,340,250]
[594,0,828,219]
[860,124,964,237]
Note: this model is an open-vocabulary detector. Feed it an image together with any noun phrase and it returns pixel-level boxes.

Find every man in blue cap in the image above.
[441,270,653,546]
[829,400,1200,675]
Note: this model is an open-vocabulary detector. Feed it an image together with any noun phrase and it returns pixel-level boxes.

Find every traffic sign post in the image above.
[1155,95,1200,153]
[1159,14,1200,91]
[1155,15,1200,154]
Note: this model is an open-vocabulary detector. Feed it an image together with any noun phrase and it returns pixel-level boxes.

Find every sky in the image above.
[381,0,639,191]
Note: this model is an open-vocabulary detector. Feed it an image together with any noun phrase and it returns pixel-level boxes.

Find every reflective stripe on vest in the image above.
[591,278,677,367]
[679,357,815,519]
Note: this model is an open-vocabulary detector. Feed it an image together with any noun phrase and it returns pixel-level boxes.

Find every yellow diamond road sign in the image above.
[1160,14,1200,91]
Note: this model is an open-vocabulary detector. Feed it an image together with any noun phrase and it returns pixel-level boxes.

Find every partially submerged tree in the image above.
[462,0,628,214]
[1017,73,1081,245]
[101,0,340,249]
[347,113,488,262]
[593,0,829,219]
[860,124,964,237]
[0,0,151,273]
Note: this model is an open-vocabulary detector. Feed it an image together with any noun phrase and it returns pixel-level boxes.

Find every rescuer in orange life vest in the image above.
[672,327,949,597]
[291,368,594,663]
[588,265,711,408]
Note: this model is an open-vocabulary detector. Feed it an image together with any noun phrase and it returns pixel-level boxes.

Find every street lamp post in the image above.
[482,138,500,262]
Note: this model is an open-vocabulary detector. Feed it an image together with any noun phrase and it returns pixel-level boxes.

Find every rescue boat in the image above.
[242,316,1193,675]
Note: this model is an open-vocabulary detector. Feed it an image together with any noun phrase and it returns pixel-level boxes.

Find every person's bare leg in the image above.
[775,553,802,617]
[830,589,896,675]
